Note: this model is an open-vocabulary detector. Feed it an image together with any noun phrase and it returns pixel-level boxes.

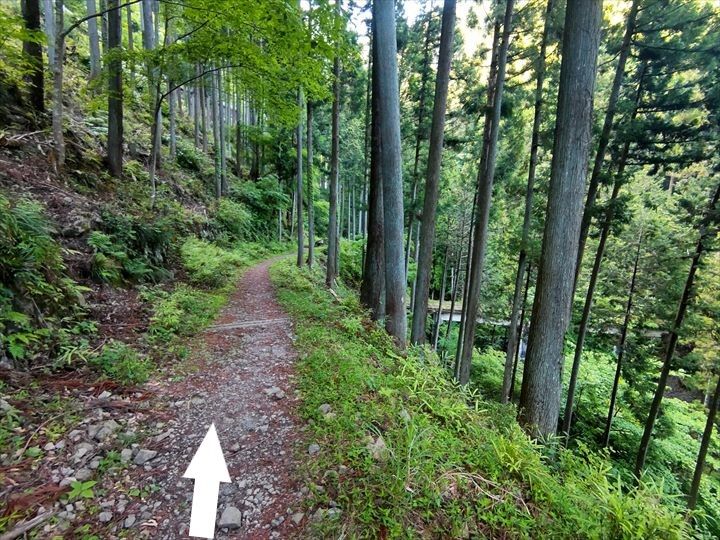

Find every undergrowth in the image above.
[270,259,688,539]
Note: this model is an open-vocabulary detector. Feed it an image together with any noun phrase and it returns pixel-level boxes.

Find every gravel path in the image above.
[124,259,308,539]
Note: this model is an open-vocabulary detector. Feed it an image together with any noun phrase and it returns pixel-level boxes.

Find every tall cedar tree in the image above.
[502,0,555,402]
[373,0,406,346]
[410,0,457,345]
[107,0,123,177]
[325,2,341,287]
[518,0,603,437]
[635,182,720,475]
[21,0,44,113]
[456,0,515,385]
[360,31,385,320]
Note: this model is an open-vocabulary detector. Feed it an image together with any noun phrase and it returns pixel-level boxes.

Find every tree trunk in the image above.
[307,101,315,267]
[411,0,456,345]
[51,0,65,168]
[635,182,720,475]
[235,86,242,176]
[211,68,222,198]
[509,264,532,402]
[22,0,45,114]
[107,0,123,177]
[87,0,101,80]
[457,0,515,385]
[375,0,407,347]
[43,0,55,71]
[573,0,640,291]
[518,0,603,438]
[325,2,341,287]
[688,374,720,510]
[168,81,177,160]
[200,67,208,153]
[99,0,108,56]
[562,180,620,437]
[602,233,642,448]
[218,70,227,194]
[562,62,646,437]
[296,89,304,267]
[454,188,478,378]
[126,3,134,84]
[194,74,201,148]
[405,13,434,281]
[444,215,466,348]
[431,244,450,350]
[360,26,385,320]
[502,0,554,403]
[140,0,153,48]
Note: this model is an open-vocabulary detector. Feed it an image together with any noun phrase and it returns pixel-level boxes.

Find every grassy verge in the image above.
[270,259,687,539]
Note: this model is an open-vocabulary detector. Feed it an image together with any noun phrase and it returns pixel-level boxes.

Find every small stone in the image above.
[94,419,120,441]
[120,449,133,463]
[230,443,241,452]
[73,442,94,462]
[124,515,136,528]
[291,512,304,525]
[366,435,388,461]
[44,442,56,451]
[75,468,93,481]
[98,390,112,399]
[264,386,286,400]
[55,440,66,450]
[133,449,157,465]
[308,444,320,455]
[0,398,12,412]
[318,404,332,415]
[98,511,113,523]
[218,506,243,529]
[400,409,411,423]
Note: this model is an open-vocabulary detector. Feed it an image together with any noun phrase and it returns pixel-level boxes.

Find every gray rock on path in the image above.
[120,448,133,463]
[98,511,113,523]
[308,443,320,455]
[133,449,158,465]
[219,506,243,529]
[264,386,286,400]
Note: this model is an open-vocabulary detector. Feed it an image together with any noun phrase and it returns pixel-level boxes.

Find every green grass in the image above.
[270,259,688,539]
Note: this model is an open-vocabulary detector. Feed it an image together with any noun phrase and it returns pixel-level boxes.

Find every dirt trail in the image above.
[122,259,309,539]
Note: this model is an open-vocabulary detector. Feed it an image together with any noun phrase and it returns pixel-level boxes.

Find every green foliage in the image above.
[145,284,226,343]
[88,210,176,284]
[67,481,97,501]
[212,199,252,243]
[338,239,364,287]
[270,260,689,539]
[0,193,89,363]
[89,340,153,385]
[179,237,246,287]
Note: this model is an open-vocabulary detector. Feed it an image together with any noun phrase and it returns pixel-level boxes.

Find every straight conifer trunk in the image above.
[635,182,720,475]
[360,31,385,320]
[296,89,304,268]
[502,0,554,403]
[602,233,642,448]
[51,0,64,167]
[457,0,515,385]
[518,0,603,437]
[87,0,101,80]
[44,0,55,70]
[431,245,450,350]
[563,63,646,437]
[107,0,123,177]
[688,374,720,510]
[211,69,222,199]
[374,0,406,347]
[22,0,45,114]
[325,1,341,287]
[307,101,315,267]
[574,0,640,291]
[410,0,457,345]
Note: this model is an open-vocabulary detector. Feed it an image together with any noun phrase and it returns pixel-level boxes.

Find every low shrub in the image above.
[179,237,246,287]
[89,340,152,384]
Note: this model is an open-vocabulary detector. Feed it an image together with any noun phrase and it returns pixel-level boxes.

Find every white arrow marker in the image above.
[183,423,231,539]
